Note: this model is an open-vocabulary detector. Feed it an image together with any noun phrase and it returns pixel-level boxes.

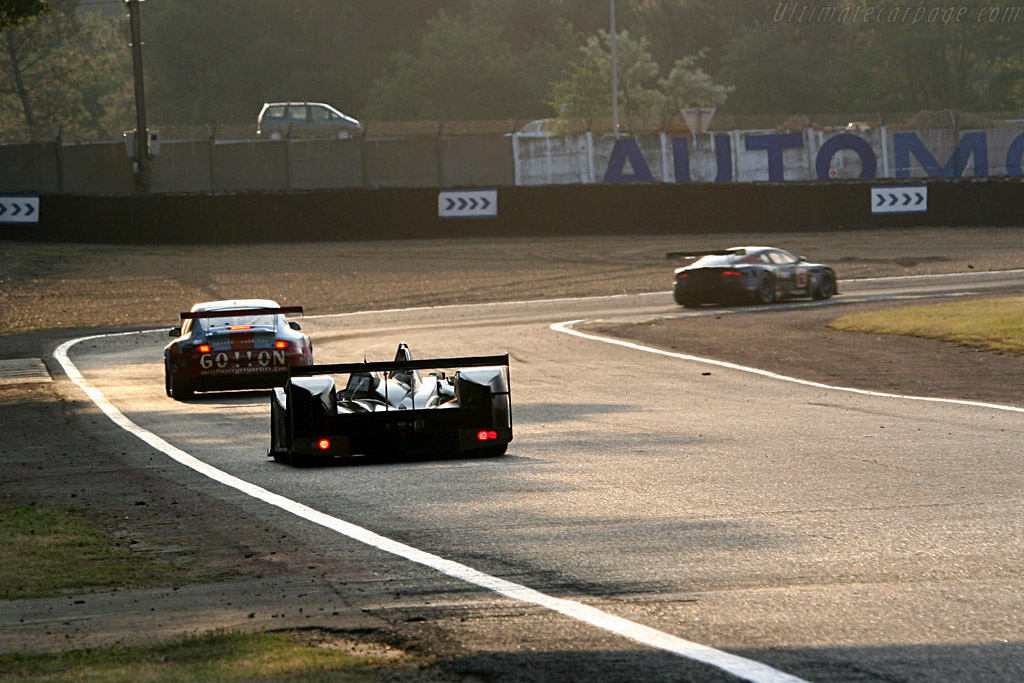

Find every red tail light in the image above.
[228,325,252,330]
[676,272,688,279]
[721,270,743,277]
[197,344,211,353]
[317,439,331,450]
[274,340,288,350]
[477,430,498,441]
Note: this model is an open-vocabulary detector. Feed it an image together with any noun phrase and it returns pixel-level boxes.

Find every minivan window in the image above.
[287,105,307,121]
[264,104,286,119]
[310,105,330,121]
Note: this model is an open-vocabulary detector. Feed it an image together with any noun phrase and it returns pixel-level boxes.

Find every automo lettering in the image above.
[602,131,1024,183]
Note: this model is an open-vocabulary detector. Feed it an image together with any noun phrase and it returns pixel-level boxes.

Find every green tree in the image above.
[655,52,732,124]
[365,5,575,120]
[545,59,609,129]
[580,29,659,132]
[0,0,129,141]
[0,0,49,31]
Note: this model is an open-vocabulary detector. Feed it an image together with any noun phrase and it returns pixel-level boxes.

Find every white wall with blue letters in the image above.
[513,126,1024,185]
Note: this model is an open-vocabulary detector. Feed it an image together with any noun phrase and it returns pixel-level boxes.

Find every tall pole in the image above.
[126,0,150,193]
[610,0,619,137]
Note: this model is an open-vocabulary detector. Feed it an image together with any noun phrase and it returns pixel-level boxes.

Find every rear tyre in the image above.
[169,374,194,400]
[754,275,776,304]
[812,272,836,300]
[471,444,508,458]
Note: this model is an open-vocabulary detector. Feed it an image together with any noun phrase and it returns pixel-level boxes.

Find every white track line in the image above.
[551,321,1024,413]
[52,333,808,683]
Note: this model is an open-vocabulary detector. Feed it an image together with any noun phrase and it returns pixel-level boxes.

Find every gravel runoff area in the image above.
[1,226,1022,677]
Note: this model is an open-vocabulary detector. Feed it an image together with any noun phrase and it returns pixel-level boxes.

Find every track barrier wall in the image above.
[4,179,1023,244]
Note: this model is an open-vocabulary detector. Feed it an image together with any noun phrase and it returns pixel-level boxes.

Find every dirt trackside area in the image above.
[0,226,1022,673]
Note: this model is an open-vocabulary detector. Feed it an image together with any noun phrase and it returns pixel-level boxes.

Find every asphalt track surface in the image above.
[54,271,1023,683]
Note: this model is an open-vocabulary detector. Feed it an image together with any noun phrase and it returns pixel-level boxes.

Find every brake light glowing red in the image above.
[198,344,211,353]
[228,325,252,330]
[721,270,743,277]
[676,272,688,279]
[477,430,498,441]
[317,439,331,450]
[274,340,288,349]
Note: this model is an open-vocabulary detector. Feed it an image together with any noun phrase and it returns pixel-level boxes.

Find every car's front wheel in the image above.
[812,272,836,300]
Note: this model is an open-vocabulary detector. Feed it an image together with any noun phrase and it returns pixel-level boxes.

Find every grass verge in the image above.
[0,629,430,682]
[828,295,1024,355]
[0,502,176,600]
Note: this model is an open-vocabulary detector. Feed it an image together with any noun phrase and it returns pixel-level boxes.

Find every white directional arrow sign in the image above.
[0,195,39,224]
[871,185,927,215]
[438,189,497,218]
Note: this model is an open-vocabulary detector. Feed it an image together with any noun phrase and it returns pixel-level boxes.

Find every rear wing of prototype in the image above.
[665,249,746,260]
[288,353,509,378]
[180,306,303,321]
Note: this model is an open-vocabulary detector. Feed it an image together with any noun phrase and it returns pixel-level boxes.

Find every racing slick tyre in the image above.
[169,373,194,400]
[470,444,508,458]
[754,275,776,305]
[812,272,837,300]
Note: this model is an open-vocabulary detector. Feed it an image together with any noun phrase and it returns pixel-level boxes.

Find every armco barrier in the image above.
[4,179,1022,244]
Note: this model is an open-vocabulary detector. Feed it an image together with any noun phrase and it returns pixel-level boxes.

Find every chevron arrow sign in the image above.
[438,189,497,218]
[0,195,39,224]
[870,186,927,215]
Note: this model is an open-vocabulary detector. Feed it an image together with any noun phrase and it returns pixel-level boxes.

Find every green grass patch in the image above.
[0,629,426,682]
[0,503,175,600]
[828,295,1024,355]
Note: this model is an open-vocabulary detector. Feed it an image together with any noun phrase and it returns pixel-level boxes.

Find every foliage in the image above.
[0,0,129,141]
[2,0,1024,141]
[365,3,576,120]
[0,0,48,31]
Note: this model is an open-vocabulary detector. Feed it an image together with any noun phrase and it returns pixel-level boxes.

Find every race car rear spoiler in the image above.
[665,248,746,260]
[288,353,509,378]
[180,306,304,320]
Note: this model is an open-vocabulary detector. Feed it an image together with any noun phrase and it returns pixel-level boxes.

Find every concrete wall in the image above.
[3,125,1024,195]
[0,142,60,193]
[60,142,134,195]
[441,135,513,187]
[152,140,212,193]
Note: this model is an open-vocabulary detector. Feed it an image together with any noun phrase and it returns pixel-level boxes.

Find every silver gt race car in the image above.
[669,246,838,307]
[269,343,512,466]
[165,299,313,399]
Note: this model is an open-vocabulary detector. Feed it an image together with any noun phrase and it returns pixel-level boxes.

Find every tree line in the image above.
[2,0,1023,141]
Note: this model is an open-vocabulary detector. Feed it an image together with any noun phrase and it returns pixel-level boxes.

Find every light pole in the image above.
[126,0,150,193]
[610,0,619,137]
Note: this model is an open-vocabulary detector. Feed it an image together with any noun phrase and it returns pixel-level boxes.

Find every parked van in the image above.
[257,102,362,139]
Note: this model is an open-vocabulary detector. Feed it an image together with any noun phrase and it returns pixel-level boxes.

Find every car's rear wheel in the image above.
[674,291,699,308]
[469,444,508,458]
[169,373,194,400]
[754,275,776,304]
[812,272,836,300]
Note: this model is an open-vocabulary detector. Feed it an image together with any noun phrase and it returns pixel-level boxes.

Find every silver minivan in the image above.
[257,102,362,139]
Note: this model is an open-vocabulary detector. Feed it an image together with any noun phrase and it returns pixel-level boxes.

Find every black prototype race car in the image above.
[269,343,512,466]
[165,299,313,399]
[670,246,837,307]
